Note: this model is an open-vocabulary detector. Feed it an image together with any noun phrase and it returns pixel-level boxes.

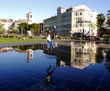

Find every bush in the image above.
[0,29,6,34]
[10,29,19,34]
[55,36,70,39]
[103,37,109,41]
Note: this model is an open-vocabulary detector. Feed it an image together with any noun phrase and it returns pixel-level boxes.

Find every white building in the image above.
[44,5,98,36]
[0,11,33,30]
[0,19,13,30]
[13,11,33,29]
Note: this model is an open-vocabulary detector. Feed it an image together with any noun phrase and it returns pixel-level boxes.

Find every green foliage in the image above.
[7,29,19,34]
[107,10,110,16]
[56,36,70,39]
[95,48,103,64]
[106,17,110,26]
[11,29,19,34]
[18,23,40,36]
[29,23,40,35]
[97,13,105,29]
[89,23,96,30]
[0,23,4,29]
[0,27,6,35]
[18,22,29,34]
[0,37,46,44]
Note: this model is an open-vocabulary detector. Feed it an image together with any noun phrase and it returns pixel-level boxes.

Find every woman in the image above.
[46,30,56,49]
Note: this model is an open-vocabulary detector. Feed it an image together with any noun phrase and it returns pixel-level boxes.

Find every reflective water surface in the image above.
[0,41,110,91]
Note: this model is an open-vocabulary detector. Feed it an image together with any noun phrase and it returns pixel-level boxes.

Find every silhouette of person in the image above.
[45,65,57,86]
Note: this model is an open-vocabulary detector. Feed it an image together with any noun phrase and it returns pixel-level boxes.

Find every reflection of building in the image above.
[15,49,33,63]
[27,49,33,63]
[70,42,97,69]
[0,47,13,53]
[44,41,97,69]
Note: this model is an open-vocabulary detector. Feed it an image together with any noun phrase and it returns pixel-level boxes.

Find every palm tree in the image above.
[107,10,110,16]
[96,13,105,37]
[106,10,110,26]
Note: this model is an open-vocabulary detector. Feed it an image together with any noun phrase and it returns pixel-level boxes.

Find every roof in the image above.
[76,9,86,11]
[0,19,13,23]
[73,5,91,11]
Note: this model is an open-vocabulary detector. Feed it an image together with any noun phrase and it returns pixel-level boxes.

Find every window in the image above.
[80,23,82,27]
[75,23,78,27]
[75,12,78,16]
[80,12,82,15]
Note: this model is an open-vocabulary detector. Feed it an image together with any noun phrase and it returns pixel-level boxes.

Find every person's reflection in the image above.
[45,65,57,86]
[27,49,33,63]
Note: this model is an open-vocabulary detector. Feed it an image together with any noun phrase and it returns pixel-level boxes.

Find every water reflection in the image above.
[1,42,110,90]
[105,50,110,71]
[44,41,97,69]
[27,49,33,63]
[0,41,110,71]
[45,65,57,86]
[0,47,13,53]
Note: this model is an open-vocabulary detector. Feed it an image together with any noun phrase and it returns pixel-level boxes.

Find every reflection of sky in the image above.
[0,43,110,90]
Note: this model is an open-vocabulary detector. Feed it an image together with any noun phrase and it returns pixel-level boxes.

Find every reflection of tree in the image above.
[13,44,47,51]
[96,48,103,64]
[105,50,110,72]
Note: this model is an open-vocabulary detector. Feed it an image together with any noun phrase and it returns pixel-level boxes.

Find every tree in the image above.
[106,10,110,26]
[29,23,40,35]
[18,23,29,34]
[96,48,103,64]
[0,23,6,34]
[89,23,97,38]
[107,10,110,16]
[0,23,4,30]
[96,13,105,37]
[106,17,110,26]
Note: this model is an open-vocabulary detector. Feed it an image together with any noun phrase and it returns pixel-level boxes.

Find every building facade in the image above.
[0,11,33,31]
[0,19,13,30]
[43,5,98,36]
[12,11,33,29]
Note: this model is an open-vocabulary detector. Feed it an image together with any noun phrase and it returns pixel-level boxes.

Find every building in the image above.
[43,5,98,36]
[0,19,14,30]
[44,41,97,69]
[12,11,33,29]
[39,22,43,35]
[0,11,33,31]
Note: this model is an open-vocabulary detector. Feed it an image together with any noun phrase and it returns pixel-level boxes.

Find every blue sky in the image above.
[0,0,109,23]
